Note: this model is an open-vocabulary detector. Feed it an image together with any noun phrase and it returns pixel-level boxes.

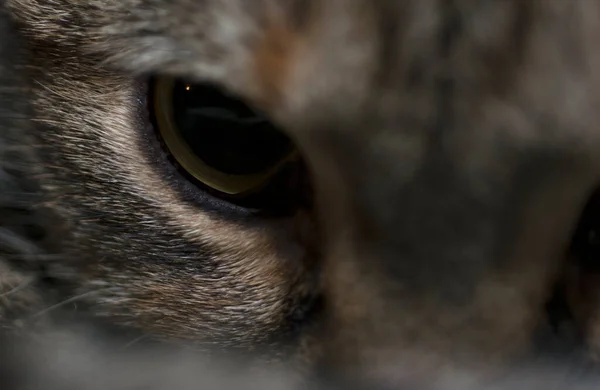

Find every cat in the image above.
[4,0,600,388]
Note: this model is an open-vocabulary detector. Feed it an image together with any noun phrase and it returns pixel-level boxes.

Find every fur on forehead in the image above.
[6,0,316,99]
[5,0,390,118]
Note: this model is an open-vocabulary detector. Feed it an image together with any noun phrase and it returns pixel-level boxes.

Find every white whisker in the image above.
[121,333,151,350]
[30,288,112,319]
[0,276,35,298]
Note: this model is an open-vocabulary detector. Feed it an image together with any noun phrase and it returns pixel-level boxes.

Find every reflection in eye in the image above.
[151,77,296,195]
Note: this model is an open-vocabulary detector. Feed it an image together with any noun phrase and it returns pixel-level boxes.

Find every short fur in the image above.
[3,0,600,388]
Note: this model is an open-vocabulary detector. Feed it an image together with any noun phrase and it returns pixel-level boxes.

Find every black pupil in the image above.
[171,80,293,175]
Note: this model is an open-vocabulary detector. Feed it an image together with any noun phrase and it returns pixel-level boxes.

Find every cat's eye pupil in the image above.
[588,229,600,247]
[151,77,298,196]
[171,80,293,176]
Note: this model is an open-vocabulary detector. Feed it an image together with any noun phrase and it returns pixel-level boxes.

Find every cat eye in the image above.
[151,77,296,196]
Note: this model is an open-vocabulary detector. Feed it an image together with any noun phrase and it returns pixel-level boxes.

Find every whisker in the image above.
[3,253,64,262]
[121,333,150,350]
[0,276,35,299]
[0,226,40,255]
[30,288,112,319]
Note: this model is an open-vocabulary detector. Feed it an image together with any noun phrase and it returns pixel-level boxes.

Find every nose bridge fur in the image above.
[277,0,600,378]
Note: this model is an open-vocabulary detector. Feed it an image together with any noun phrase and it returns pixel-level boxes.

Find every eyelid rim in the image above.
[153,77,297,195]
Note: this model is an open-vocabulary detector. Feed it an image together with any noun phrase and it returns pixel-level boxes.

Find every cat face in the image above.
[5,0,600,386]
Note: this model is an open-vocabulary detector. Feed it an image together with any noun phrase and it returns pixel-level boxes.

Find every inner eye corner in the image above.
[148,76,308,212]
